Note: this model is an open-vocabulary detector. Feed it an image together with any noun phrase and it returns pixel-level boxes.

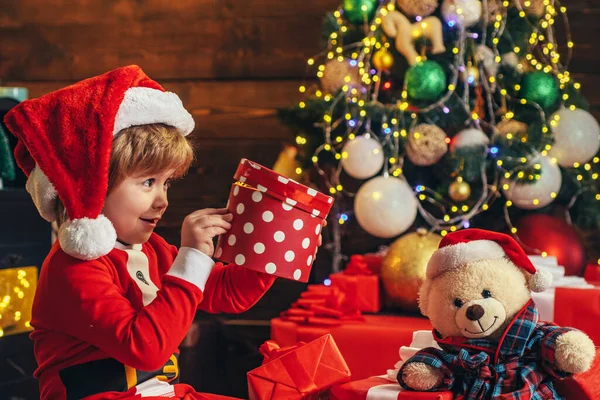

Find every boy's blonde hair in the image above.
[55,123,194,226]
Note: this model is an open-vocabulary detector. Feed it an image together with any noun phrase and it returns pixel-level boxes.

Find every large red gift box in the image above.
[553,287,600,344]
[247,334,351,399]
[215,159,333,282]
[329,254,382,313]
[271,315,432,380]
[330,376,453,400]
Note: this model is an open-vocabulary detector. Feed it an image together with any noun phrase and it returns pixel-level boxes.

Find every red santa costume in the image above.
[4,66,276,400]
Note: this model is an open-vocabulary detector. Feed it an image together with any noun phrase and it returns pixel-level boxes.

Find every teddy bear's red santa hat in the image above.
[4,65,194,261]
[427,229,552,292]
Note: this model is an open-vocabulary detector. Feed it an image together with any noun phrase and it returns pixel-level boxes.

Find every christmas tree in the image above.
[0,124,16,189]
[279,0,600,271]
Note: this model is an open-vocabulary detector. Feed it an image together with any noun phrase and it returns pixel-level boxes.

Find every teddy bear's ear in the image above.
[418,279,432,316]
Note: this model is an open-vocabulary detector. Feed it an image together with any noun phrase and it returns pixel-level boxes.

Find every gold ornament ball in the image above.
[380,230,442,312]
[372,49,394,71]
[449,178,471,202]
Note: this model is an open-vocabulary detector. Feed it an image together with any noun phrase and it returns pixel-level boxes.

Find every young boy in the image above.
[4,66,322,399]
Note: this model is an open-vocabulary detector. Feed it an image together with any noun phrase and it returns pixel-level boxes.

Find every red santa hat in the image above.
[426,228,552,292]
[4,65,194,260]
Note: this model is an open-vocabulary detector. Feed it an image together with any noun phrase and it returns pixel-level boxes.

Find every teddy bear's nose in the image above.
[466,304,485,321]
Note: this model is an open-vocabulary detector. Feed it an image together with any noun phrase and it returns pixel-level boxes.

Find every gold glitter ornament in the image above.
[406,124,448,166]
[372,49,395,71]
[397,0,439,17]
[449,177,471,202]
[381,229,442,312]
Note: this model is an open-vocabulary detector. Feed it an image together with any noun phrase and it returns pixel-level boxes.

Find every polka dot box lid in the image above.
[234,158,334,218]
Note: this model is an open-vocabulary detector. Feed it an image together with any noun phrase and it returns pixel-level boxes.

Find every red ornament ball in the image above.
[515,214,587,276]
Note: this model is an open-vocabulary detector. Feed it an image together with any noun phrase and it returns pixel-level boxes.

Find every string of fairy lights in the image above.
[291,0,599,269]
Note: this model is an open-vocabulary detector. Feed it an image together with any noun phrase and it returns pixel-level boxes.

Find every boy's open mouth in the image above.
[140,217,160,225]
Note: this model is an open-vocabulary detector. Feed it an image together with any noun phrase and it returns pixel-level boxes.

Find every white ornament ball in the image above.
[321,59,361,95]
[501,155,562,210]
[548,108,600,167]
[341,135,385,179]
[441,0,482,27]
[354,176,418,238]
[450,128,490,152]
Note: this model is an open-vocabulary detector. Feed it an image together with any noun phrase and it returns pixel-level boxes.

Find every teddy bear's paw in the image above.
[400,362,444,390]
[555,330,596,374]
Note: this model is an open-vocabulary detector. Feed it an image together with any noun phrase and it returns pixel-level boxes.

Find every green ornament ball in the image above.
[520,71,559,109]
[406,61,447,101]
[343,0,378,25]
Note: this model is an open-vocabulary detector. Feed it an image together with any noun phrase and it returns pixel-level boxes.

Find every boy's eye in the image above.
[143,178,155,187]
[164,179,173,189]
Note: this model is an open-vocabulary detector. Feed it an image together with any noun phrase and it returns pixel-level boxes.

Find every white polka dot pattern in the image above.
[293,269,302,280]
[265,263,277,274]
[274,231,285,242]
[254,242,265,254]
[262,211,274,222]
[228,235,237,246]
[252,191,263,202]
[218,169,334,283]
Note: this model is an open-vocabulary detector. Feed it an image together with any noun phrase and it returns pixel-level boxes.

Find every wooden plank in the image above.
[0,0,339,81]
[3,79,307,140]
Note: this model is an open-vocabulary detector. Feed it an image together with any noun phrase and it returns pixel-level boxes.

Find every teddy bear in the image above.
[398,228,596,399]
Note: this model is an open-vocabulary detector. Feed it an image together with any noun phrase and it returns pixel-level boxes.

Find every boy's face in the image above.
[103,168,176,245]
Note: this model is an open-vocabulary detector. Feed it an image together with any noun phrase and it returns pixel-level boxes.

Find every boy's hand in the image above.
[181,208,233,257]
[317,219,327,247]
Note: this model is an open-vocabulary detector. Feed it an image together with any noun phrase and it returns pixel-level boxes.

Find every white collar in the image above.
[114,241,143,251]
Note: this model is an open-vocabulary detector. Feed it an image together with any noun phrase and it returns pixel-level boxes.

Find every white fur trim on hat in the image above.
[58,215,117,260]
[113,87,195,136]
[25,164,58,222]
[426,240,505,279]
[528,269,552,292]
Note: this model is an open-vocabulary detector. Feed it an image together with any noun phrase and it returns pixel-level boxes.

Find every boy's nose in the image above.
[153,190,169,210]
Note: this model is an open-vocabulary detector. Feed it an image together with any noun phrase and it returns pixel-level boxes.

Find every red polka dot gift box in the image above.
[215,159,334,282]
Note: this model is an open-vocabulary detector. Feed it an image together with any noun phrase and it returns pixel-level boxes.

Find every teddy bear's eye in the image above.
[482,289,492,298]
[453,298,464,308]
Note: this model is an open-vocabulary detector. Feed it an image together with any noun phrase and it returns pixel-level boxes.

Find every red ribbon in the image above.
[343,254,382,275]
[258,341,319,394]
[280,284,364,326]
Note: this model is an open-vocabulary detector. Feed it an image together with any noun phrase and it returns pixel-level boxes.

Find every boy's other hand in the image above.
[317,219,327,247]
[181,208,233,257]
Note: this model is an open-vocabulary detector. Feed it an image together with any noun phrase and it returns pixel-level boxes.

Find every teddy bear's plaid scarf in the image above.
[398,300,575,399]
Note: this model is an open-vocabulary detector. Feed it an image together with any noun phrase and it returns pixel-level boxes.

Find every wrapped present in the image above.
[330,255,382,313]
[528,256,594,322]
[247,334,351,400]
[281,284,364,326]
[554,287,600,344]
[330,376,453,400]
[384,330,441,382]
[583,263,600,285]
[215,158,334,282]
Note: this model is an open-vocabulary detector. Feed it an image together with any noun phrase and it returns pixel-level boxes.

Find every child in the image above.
[4,65,323,400]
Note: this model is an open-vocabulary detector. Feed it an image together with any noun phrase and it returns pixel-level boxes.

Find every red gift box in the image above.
[247,334,351,399]
[215,159,334,282]
[330,376,453,400]
[330,255,382,313]
[553,287,600,344]
[555,348,600,400]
